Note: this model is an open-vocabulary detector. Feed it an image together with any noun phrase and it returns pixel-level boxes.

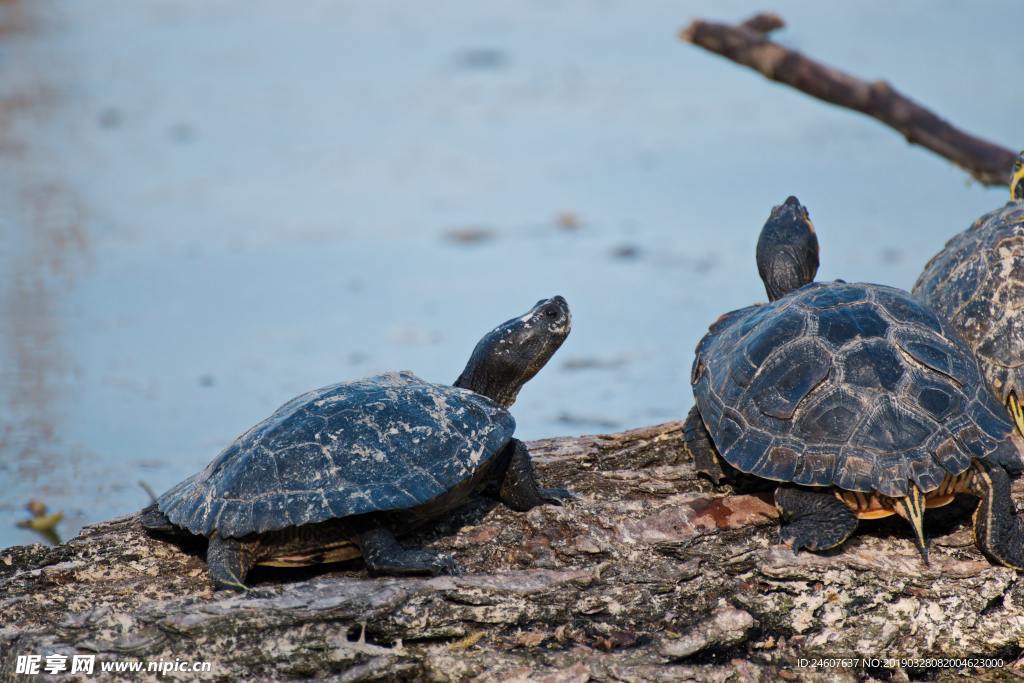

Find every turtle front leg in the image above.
[355,527,459,576]
[496,439,574,511]
[775,486,859,554]
[207,533,259,591]
[139,503,175,532]
[968,461,1024,569]
[684,406,728,485]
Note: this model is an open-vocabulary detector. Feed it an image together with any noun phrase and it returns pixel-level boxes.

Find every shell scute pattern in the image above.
[914,203,1024,399]
[158,371,515,538]
[892,327,972,387]
[843,340,903,391]
[790,446,836,486]
[817,303,889,346]
[733,307,806,388]
[693,281,1013,496]
[749,337,831,420]
[795,386,860,442]
[693,305,761,384]
[912,374,964,421]
[804,281,862,308]
[872,287,943,333]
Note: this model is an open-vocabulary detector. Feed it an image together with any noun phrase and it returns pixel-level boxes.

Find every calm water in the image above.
[1,0,1021,548]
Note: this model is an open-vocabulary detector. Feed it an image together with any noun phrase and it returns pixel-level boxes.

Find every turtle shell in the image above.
[913,201,1024,403]
[691,281,1018,497]
[157,371,515,538]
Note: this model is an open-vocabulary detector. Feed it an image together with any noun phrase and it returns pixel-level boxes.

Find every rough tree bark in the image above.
[680,13,1018,187]
[2,422,1023,681]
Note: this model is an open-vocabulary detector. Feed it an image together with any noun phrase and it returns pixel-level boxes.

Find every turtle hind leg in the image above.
[356,527,459,577]
[207,534,259,591]
[684,406,728,484]
[774,486,859,554]
[968,461,1024,569]
[496,439,574,512]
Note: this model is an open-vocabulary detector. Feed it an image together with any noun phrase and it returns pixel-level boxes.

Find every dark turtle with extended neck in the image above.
[914,151,1024,439]
[685,197,1024,567]
[142,296,573,590]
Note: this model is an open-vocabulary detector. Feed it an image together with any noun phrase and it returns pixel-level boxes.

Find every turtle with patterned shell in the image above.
[142,296,573,590]
[914,152,1024,439]
[685,196,1024,565]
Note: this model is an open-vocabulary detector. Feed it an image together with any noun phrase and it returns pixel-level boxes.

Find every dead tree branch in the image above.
[680,13,1017,187]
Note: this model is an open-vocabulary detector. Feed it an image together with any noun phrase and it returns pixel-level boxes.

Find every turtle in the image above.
[913,151,1024,439]
[141,296,573,590]
[684,196,1024,566]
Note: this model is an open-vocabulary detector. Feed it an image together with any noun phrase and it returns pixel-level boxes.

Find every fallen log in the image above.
[680,13,1018,187]
[2,421,1023,680]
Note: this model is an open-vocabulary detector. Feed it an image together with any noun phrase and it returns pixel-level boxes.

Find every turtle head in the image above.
[454,296,571,408]
[756,196,820,302]
[1012,151,1024,201]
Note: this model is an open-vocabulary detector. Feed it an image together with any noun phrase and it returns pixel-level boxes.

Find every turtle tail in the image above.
[891,483,929,565]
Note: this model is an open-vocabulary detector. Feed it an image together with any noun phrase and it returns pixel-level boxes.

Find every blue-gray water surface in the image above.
[1,0,1021,548]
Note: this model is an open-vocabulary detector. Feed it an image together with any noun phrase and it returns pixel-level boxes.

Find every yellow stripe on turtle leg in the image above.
[1007,392,1024,438]
[971,462,997,561]
[892,483,929,565]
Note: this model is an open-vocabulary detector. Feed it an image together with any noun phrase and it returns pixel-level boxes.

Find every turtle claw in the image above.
[364,549,459,577]
[436,555,462,577]
[540,487,576,506]
[211,572,250,592]
[430,548,462,577]
[403,548,460,577]
[359,528,464,577]
[777,529,805,555]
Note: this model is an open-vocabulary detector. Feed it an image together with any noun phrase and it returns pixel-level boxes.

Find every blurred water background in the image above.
[1,0,1021,548]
